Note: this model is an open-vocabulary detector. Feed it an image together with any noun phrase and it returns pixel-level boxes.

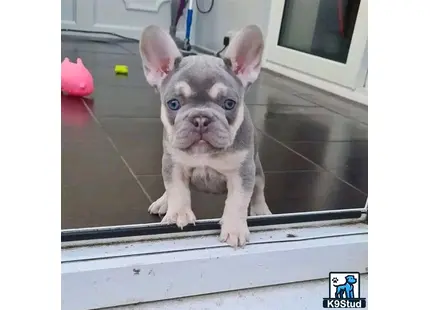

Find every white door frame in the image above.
[265,0,368,90]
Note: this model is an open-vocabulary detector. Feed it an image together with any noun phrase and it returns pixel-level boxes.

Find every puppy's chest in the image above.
[181,154,229,194]
[189,167,227,194]
[172,150,247,194]
[172,149,247,171]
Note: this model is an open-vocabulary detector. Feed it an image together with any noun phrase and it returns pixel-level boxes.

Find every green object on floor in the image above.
[114,65,128,75]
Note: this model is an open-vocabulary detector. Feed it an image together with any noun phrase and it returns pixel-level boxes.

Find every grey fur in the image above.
[140,24,272,247]
[160,54,260,195]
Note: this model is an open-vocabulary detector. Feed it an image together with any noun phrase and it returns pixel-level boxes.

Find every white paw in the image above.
[219,218,250,248]
[161,208,196,229]
[250,202,272,216]
[148,193,168,215]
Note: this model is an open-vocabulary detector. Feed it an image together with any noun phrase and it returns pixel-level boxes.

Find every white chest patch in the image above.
[169,147,248,194]
[171,148,248,173]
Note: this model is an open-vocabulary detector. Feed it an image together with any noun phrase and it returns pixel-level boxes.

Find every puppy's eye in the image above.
[223,99,236,110]
[167,99,181,111]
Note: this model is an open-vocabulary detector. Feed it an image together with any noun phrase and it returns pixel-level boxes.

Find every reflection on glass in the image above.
[278,0,361,63]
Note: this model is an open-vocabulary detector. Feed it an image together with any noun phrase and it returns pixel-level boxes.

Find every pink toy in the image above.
[61,57,94,97]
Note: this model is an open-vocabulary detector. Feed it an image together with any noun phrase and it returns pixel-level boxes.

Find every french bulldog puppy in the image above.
[139,24,272,248]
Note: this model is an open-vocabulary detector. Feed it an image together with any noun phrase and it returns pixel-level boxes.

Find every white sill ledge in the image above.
[105,275,369,310]
[62,220,368,310]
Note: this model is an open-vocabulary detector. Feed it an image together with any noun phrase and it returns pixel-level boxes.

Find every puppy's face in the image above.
[139,25,264,152]
[160,56,245,151]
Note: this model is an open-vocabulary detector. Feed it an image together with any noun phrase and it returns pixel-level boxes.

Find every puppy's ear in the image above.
[139,25,182,88]
[224,25,264,87]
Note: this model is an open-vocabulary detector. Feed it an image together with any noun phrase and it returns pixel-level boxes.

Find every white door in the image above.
[265,0,368,89]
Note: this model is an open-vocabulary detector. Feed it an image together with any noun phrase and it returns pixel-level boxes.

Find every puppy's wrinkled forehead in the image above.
[161,55,243,101]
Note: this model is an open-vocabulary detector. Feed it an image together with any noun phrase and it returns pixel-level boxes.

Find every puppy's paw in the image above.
[250,202,272,216]
[148,193,168,215]
[219,218,250,248]
[161,208,196,229]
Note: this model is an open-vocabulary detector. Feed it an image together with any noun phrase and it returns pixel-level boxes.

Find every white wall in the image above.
[60,0,269,52]
[193,0,272,52]
[61,0,194,42]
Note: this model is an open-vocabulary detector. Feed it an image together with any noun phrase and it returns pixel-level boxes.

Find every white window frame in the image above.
[61,208,368,310]
[262,0,368,105]
[265,0,368,88]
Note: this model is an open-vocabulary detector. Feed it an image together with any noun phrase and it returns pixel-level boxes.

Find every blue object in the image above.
[183,0,193,50]
[185,8,193,41]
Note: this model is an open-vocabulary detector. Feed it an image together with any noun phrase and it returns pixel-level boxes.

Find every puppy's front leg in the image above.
[161,155,196,228]
[220,161,255,248]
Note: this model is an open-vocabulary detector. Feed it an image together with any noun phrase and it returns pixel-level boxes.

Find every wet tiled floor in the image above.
[61,36,368,229]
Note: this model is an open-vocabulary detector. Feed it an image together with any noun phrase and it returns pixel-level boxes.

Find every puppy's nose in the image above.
[191,116,212,132]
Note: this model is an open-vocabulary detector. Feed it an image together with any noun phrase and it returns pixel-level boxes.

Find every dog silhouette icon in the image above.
[334,275,357,299]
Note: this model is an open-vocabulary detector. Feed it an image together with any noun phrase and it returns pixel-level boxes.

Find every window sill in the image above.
[61,220,368,310]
